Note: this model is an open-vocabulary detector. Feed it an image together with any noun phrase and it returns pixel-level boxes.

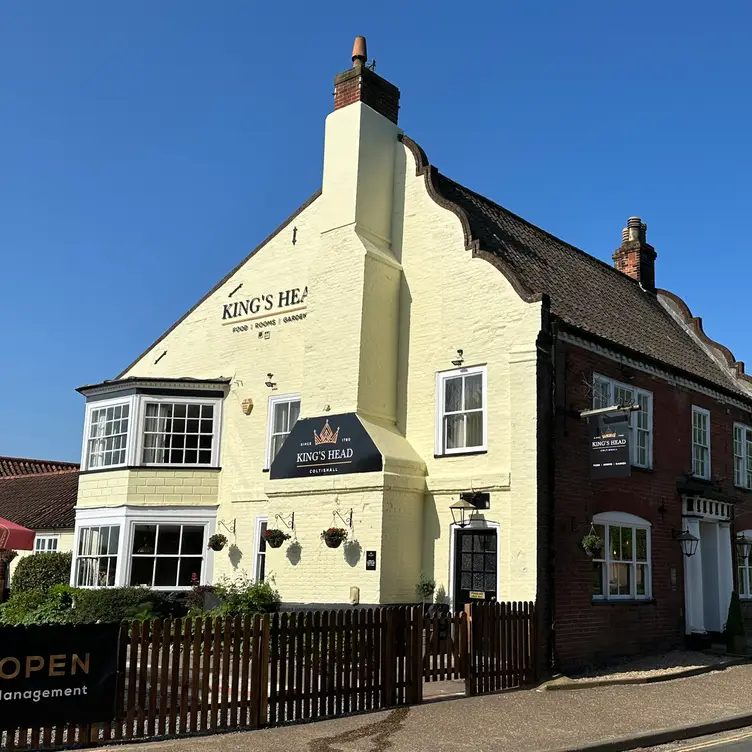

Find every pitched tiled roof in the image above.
[0,457,79,478]
[0,471,78,529]
[397,134,749,400]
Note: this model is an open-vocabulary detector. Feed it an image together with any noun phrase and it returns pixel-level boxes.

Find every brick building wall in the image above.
[552,340,752,670]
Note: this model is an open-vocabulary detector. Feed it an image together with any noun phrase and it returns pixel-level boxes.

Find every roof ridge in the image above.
[438,175,652,291]
[0,468,80,481]
[0,455,79,466]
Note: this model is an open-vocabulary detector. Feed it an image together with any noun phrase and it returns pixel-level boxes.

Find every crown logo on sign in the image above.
[313,419,339,445]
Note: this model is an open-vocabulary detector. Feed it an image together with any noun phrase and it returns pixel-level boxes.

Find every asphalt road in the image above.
[645,727,752,751]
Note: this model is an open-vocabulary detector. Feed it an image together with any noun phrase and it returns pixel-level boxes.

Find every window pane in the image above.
[259,521,268,553]
[444,377,462,413]
[636,528,647,561]
[109,526,120,555]
[593,378,611,409]
[274,402,289,433]
[157,525,181,555]
[636,564,647,596]
[464,374,483,410]
[621,527,633,560]
[154,558,179,587]
[271,433,287,460]
[130,558,154,586]
[445,414,464,449]
[609,563,631,595]
[289,400,300,427]
[133,525,157,555]
[592,562,603,595]
[178,558,203,587]
[182,526,204,555]
[609,526,621,560]
[466,411,483,448]
[106,558,116,587]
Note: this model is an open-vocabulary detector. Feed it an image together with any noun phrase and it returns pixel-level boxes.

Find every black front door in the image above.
[454,529,498,610]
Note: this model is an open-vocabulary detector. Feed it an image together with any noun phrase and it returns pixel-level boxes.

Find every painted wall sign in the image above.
[0,623,120,729]
[222,287,309,335]
[270,413,382,479]
[366,551,377,571]
[590,414,631,479]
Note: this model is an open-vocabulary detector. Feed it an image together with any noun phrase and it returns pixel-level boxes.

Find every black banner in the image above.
[0,623,120,729]
[590,414,631,479]
[270,413,382,479]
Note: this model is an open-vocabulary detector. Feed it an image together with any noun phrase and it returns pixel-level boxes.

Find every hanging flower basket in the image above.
[321,527,348,549]
[207,533,228,552]
[264,529,291,549]
[581,533,604,558]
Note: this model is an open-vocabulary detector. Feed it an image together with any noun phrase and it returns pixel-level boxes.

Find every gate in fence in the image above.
[0,602,536,751]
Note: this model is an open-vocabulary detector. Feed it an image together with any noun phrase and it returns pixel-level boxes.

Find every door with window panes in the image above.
[454,529,497,609]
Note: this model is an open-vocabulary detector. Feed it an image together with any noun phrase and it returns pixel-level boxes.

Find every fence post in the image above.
[383,609,397,707]
[463,604,475,696]
[410,607,424,705]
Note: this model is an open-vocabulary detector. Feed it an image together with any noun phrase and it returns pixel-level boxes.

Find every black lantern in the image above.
[450,498,476,528]
[672,529,699,558]
[737,536,752,562]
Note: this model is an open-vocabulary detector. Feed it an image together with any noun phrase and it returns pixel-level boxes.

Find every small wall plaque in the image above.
[469,591,485,600]
[366,551,376,571]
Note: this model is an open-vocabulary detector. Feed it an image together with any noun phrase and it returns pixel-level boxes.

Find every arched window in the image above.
[591,512,652,601]
[737,530,752,598]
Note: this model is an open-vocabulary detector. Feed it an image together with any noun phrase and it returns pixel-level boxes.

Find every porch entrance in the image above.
[453,529,498,610]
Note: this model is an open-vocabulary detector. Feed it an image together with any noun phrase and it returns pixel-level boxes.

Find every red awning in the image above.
[0,517,35,551]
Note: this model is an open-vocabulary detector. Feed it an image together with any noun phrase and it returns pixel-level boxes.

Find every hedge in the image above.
[11,551,73,593]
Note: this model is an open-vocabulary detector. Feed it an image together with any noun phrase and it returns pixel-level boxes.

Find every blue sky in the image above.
[1,1,749,461]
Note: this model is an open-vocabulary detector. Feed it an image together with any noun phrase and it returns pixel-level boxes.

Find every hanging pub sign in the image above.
[270,413,382,479]
[0,623,120,729]
[590,413,631,479]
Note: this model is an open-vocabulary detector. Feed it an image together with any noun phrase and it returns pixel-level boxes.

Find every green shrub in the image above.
[0,589,50,625]
[72,587,186,624]
[206,574,280,618]
[11,552,73,593]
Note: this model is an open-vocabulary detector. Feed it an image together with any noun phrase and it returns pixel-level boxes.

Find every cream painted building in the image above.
[71,39,545,609]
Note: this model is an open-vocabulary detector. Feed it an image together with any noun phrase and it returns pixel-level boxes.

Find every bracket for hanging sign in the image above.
[218,518,236,536]
[333,509,353,529]
[274,512,295,531]
[580,403,640,420]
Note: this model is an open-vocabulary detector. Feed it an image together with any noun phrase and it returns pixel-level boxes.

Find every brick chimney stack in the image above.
[612,216,657,292]
[333,36,400,124]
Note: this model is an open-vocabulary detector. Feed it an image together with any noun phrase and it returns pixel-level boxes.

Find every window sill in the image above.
[733,485,752,494]
[630,465,654,474]
[80,465,222,475]
[434,450,488,459]
[591,598,655,606]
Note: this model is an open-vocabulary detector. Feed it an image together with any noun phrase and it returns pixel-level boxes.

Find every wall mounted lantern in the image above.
[451,349,464,367]
[672,529,699,558]
[736,536,752,562]
[450,498,476,528]
[265,373,276,389]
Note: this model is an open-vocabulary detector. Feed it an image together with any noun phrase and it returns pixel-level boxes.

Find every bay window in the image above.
[692,406,711,480]
[734,424,752,490]
[593,375,652,468]
[436,365,487,455]
[81,394,222,470]
[591,512,651,600]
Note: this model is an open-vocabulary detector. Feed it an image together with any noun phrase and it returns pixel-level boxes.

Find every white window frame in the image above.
[34,535,59,553]
[71,505,216,589]
[591,511,652,601]
[73,524,121,587]
[738,530,752,599]
[82,398,133,470]
[435,365,488,456]
[81,394,223,471]
[692,406,711,480]
[733,423,752,490]
[252,516,268,582]
[128,522,208,590]
[265,394,301,470]
[593,374,653,469]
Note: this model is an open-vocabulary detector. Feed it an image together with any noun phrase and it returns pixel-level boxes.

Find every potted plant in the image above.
[321,527,348,549]
[416,573,436,604]
[725,591,747,655]
[581,532,604,558]
[264,528,291,549]
[207,533,228,552]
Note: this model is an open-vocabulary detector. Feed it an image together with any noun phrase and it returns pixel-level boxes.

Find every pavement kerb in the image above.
[545,711,752,752]
[537,657,749,691]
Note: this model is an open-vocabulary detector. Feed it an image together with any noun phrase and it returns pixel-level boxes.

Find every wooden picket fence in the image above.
[0,602,536,750]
